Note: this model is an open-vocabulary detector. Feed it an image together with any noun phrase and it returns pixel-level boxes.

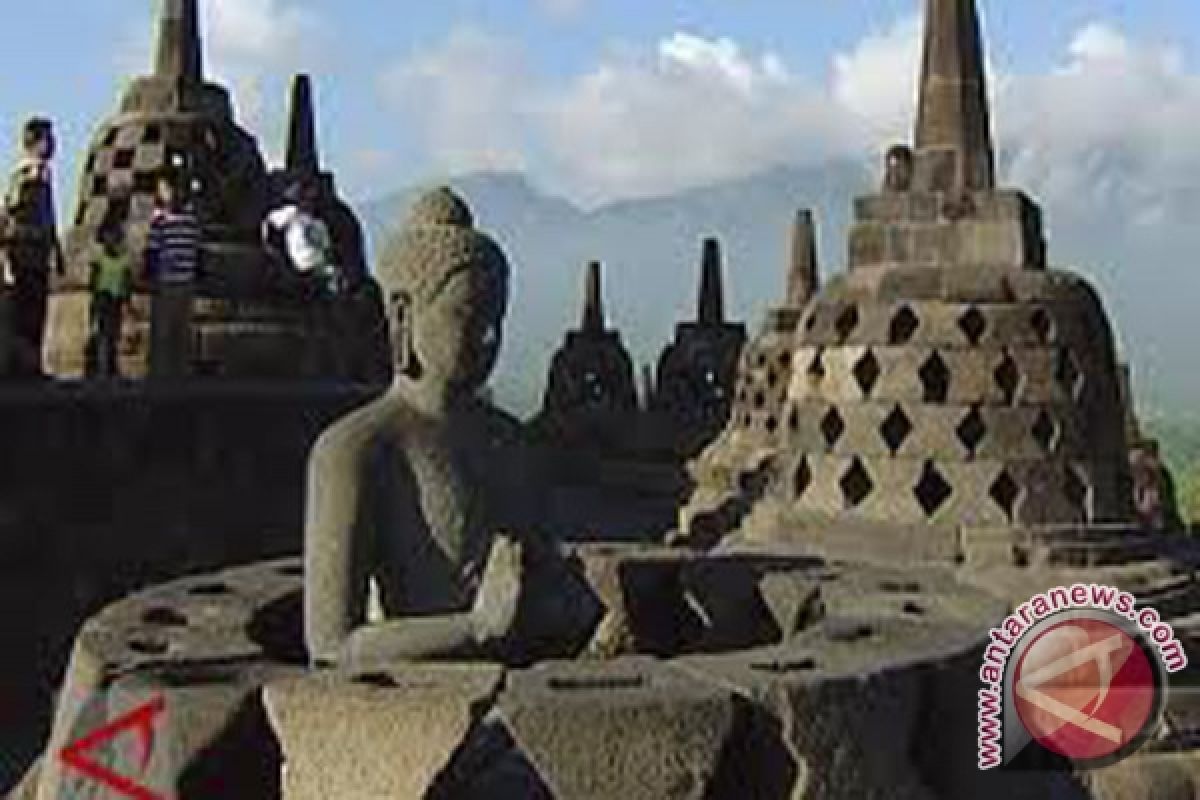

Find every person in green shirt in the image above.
[86,222,132,378]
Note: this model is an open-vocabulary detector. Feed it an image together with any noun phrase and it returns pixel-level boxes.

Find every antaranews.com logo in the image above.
[977,583,1187,770]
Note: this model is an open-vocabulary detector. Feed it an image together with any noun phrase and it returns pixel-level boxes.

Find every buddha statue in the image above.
[303,187,536,667]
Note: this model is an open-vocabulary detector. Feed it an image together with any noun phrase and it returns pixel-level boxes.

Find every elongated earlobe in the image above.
[389,291,411,375]
[389,291,423,380]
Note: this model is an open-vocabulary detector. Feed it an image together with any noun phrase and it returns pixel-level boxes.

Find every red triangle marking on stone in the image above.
[59,694,167,800]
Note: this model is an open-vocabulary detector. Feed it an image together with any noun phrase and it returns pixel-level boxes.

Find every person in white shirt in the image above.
[264,180,341,295]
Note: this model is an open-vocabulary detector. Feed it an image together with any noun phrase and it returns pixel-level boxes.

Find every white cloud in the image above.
[1002,23,1200,225]
[206,0,325,71]
[382,28,875,204]
[539,34,863,203]
[380,28,532,175]
[832,15,922,147]
[378,14,1200,228]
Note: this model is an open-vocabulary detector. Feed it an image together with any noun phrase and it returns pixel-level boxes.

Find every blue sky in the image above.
[2,1,1199,411]
[1,0,1198,207]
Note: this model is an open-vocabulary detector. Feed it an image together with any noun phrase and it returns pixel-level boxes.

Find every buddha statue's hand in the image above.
[469,533,524,647]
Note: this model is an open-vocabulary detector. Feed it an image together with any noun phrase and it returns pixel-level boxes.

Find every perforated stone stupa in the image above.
[650,238,747,456]
[685,0,1136,560]
[682,210,820,542]
[533,260,639,448]
[46,0,380,380]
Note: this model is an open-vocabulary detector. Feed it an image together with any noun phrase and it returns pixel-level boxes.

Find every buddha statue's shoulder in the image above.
[310,393,419,470]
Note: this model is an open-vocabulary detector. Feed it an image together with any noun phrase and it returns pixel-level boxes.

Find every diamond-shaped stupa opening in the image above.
[958,307,987,346]
[1031,411,1060,453]
[1030,308,1056,344]
[956,407,987,457]
[914,462,953,517]
[821,407,846,450]
[990,470,1021,521]
[881,405,913,455]
[793,457,812,498]
[889,306,920,345]
[853,350,882,398]
[834,306,860,343]
[919,352,951,404]
[994,353,1021,406]
[840,459,874,509]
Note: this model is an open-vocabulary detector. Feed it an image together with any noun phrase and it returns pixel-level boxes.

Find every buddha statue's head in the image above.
[378,187,510,406]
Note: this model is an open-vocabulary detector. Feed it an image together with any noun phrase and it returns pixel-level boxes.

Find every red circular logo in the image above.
[1013,617,1159,762]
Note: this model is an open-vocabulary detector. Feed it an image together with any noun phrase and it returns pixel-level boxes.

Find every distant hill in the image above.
[361,165,1200,421]
[362,166,866,413]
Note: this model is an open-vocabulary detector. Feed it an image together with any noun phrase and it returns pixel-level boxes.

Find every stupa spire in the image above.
[286,75,320,173]
[582,261,606,334]
[154,0,204,83]
[914,0,995,190]
[786,210,819,308]
[698,238,725,326]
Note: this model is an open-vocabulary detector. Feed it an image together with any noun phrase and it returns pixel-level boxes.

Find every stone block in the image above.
[854,194,910,222]
[1084,753,1200,800]
[32,560,308,800]
[885,224,916,264]
[848,223,887,268]
[959,220,1031,269]
[498,658,738,800]
[573,545,705,658]
[758,571,824,639]
[264,665,504,800]
[911,222,960,267]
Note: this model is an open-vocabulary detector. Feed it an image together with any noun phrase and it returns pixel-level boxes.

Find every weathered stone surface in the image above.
[264,665,504,800]
[499,658,738,800]
[32,559,306,800]
[1084,754,1200,800]
[757,571,823,639]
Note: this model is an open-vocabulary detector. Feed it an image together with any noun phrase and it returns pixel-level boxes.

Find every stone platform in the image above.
[0,380,378,788]
[13,545,1029,799]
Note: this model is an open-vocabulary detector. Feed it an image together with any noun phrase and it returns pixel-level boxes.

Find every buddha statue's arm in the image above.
[339,613,478,665]
[304,418,374,665]
[337,531,526,668]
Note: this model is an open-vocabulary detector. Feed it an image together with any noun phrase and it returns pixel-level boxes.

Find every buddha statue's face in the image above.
[391,266,506,401]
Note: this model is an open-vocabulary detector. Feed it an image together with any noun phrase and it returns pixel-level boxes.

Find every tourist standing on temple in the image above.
[86,222,133,379]
[263,178,341,296]
[0,225,13,376]
[145,167,201,379]
[3,117,64,378]
[264,178,344,374]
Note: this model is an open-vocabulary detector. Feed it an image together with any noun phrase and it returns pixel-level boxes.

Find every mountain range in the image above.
[361,166,1199,420]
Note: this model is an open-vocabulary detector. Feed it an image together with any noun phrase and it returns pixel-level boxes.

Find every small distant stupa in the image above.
[651,238,747,455]
[535,260,639,447]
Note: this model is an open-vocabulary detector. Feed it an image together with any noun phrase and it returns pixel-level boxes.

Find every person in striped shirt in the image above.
[145,167,201,379]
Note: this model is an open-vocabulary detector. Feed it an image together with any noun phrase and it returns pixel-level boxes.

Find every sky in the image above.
[0,1,1198,411]
[0,0,1198,209]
